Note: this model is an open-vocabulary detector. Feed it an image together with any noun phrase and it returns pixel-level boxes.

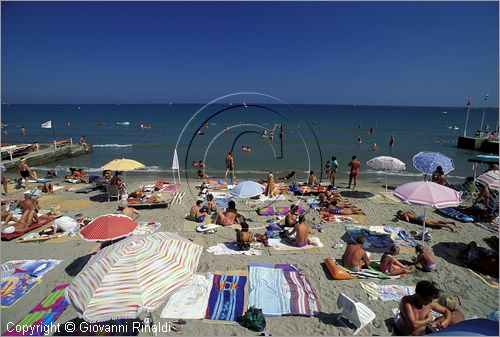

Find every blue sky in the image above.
[2,1,498,106]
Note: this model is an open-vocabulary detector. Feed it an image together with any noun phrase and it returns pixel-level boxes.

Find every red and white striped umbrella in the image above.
[79,214,138,241]
[66,232,203,323]
[477,170,500,191]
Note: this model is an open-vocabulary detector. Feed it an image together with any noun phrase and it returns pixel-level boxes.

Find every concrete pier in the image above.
[2,143,93,170]
[457,136,499,154]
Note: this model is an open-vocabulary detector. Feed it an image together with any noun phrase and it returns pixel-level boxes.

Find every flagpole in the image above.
[463,97,471,137]
[480,94,489,133]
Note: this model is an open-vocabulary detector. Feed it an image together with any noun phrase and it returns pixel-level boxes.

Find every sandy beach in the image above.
[1,170,498,336]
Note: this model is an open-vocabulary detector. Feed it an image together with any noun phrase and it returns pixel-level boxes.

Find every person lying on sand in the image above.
[283,215,310,247]
[118,200,141,221]
[326,200,364,215]
[342,235,371,271]
[37,183,53,194]
[458,241,498,277]
[412,244,436,272]
[212,200,239,226]
[1,211,22,234]
[319,194,357,210]
[395,280,451,336]
[2,199,40,234]
[396,210,456,232]
[380,245,413,276]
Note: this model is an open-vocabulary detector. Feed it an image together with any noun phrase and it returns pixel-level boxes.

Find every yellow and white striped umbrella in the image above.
[65,232,203,323]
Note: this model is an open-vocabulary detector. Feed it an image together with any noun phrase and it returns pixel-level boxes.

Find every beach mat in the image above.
[268,236,328,255]
[1,275,41,308]
[203,270,248,324]
[1,216,55,241]
[360,281,415,302]
[369,193,400,205]
[4,284,69,336]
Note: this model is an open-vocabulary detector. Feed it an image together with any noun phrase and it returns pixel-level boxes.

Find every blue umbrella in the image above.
[412,152,454,175]
[230,181,264,198]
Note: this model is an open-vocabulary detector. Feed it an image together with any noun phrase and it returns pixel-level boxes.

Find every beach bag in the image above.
[242,306,266,332]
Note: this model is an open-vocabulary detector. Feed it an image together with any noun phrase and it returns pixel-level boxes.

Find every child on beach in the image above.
[379,245,413,276]
[412,244,437,272]
[118,200,141,221]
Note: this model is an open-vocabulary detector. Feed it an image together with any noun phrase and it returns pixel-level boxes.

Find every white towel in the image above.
[161,273,214,319]
[206,243,262,256]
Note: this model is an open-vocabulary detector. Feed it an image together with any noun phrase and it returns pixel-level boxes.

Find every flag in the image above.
[172,149,179,170]
[466,97,472,106]
[485,94,489,101]
[41,120,52,129]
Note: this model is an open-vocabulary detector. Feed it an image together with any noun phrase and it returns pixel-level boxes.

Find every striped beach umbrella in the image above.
[65,232,203,323]
[477,170,500,191]
[79,214,138,241]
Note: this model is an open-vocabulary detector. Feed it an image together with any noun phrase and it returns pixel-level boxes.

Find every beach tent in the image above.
[366,156,406,191]
[393,181,462,244]
[427,318,498,336]
[65,232,203,323]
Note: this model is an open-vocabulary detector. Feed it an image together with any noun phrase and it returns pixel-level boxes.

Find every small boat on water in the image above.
[442,111,448,114]
[115,121,130,126]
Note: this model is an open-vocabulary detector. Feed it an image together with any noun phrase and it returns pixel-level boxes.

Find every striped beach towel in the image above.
[4,284,69,336]
[205,274,247,321]
[247,266,290,316]
[276,265,321,316]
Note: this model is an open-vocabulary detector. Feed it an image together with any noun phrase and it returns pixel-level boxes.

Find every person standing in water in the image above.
[225,152,235,180]
[390,135,395,147]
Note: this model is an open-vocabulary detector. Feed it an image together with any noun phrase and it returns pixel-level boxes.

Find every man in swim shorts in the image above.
[285,215,310,247]
[348,155,360,189]
[212,200,239,226]
[224,152,235,179]
[342,236,371,271]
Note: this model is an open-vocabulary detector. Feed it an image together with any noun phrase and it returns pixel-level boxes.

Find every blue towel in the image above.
[248,266,290,316]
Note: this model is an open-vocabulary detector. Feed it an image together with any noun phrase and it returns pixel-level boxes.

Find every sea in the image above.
[1,103,498,184]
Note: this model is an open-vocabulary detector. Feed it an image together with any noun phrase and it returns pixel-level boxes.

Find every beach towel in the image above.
[161,273,214,319]
[267,237,325,255]
[247,265,290,316]
[1,275,41,308]
[205,274,247,321]
[4,284,69,336]
[345,225,404,249]
[2,260,62,279]
[1,216,55,241]
[360,281,415,302]
[277,266,321,316]
[256,206,305,216]
[332,259,400,280]
[132,221,161,235]
[207,243,262,256]
[467,269,499,289]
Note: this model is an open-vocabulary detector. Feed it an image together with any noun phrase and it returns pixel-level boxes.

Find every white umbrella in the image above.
[230,181,264,198]
[393,181,462,244]
[366,156,406,191]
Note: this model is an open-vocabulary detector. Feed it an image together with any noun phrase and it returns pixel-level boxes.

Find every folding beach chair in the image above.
[335,293,376,335]
[106,184,120,202]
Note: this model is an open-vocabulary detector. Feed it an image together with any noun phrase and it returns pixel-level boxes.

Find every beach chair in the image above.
[335,293,376,335]
[106,184,120,202]
[452,178,478,203]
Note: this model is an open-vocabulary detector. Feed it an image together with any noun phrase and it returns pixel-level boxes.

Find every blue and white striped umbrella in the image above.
[413,152,454,175]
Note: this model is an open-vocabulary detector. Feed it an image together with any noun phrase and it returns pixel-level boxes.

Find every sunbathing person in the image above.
[235,220,253,251]
[279,171,296,181]
[434,295,464,327]
[396,210,456,232]
[284,204,299,228]
[380,245,413,276]
[327,200,364,215]
[65,168,89,183]
[1,211,22,234]
[212,200,239,226]
[188,200,208,222]
[37,182,53,194]
[205,194,217,214]
[458,241,498,277]
[307,170,318,187]
[412,244,436,272]
[342,235,371,271]
[284,215,310,247]
[118,200,141,221]
[4,199,40,234]
[395,280,451,336]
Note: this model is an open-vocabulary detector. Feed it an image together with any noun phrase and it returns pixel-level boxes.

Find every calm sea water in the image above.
[1,103,498,182]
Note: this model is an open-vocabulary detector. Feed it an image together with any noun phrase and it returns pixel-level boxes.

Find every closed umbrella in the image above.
[393,181,462,244]
[476,170,500,191]
[366,156,406,191]
[79,214,138,241]
[102,158,145,172]
[230,181,264,198]
[413,152,454,175]
[65,232,203,323]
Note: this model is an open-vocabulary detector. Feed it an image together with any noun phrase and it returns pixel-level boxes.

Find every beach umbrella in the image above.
[79,214,138,241]
[413,152,454,175]
[230,181,264,198]
[102,158,145,172]
[393,181,462,244]
[65,232,203,323]
[476,170,500,191]
[366,156,406,191]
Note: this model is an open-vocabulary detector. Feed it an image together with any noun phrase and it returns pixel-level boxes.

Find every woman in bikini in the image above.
[348,155,360,189]
[379,246,413,276]
[264,171,275,197]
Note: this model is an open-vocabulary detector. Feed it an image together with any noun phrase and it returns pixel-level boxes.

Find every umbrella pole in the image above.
[385,171,388,191]
[422,208,426,246]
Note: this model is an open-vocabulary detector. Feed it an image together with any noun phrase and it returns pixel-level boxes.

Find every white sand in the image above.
[1,173,498,336]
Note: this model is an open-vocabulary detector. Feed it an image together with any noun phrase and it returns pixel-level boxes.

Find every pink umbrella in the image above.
[476,170,500,191]
[393,181,462,244]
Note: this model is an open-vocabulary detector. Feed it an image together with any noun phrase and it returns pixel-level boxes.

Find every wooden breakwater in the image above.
[2,143,93,171]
